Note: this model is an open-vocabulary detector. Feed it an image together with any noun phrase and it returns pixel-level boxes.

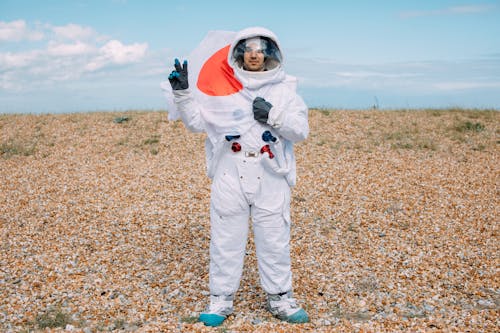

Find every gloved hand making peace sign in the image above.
[168,58,189,90]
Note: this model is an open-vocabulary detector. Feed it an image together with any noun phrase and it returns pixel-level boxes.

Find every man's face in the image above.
[243,40,265,71]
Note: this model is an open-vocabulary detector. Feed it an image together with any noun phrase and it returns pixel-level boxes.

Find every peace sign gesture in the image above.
[168,58,189,90]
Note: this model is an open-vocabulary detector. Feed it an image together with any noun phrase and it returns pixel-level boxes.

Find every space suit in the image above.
[167,26,309,326]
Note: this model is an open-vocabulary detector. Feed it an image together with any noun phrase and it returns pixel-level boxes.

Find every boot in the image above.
[267,291,309,323]
[198,294,234,327]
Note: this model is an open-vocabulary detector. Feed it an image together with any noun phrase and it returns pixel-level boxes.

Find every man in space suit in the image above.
[167,26,309,327]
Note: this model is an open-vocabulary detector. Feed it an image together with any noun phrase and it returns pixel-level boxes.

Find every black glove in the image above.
[253,97,272,123]
[168,58,189,90]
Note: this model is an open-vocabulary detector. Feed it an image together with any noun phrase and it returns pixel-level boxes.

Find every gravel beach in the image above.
[1,109,498,332]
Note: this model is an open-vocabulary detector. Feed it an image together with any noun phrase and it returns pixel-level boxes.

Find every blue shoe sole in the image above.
[285,308,309,323]
[199,313,226,327]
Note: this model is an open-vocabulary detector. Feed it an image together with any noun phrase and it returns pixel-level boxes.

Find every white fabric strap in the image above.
[269,295,298,316]
[208,295,233,313]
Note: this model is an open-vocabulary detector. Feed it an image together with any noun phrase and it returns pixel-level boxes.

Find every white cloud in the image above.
[0,51,40,68]
[289,57,429,90]
[52,23,95,40]
[0,21,100,43]
[101,40,148,64]
[400,4,497,18]
[433,81,500,91]
[0,18,151,91]
[449,5,496,14]
[47,41,95,56]
[288,55,500,100]
[334,71,421,79]
[85,40,148,71]
[0,20,44,41]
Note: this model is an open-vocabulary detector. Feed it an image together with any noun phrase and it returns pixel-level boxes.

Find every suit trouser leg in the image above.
[208,154,293,296]
[209,206,249,295]
[252,170,293,294]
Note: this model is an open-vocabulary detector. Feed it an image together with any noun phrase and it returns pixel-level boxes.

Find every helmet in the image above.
[232,36,282,70]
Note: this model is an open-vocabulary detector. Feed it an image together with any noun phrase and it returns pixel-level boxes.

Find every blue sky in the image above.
[1,0,499,113]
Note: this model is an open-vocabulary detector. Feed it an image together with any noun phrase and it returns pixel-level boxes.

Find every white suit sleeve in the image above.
[268,93,309,143]
[172,89,206,133]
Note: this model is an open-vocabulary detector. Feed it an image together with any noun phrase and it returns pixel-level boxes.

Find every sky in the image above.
[1,0,499,113]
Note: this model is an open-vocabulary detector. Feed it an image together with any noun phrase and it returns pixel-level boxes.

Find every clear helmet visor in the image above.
[244,37,265,53]
[232,36,282,70]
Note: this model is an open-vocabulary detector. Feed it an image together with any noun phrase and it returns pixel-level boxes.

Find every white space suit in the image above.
[168,26,309,324]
